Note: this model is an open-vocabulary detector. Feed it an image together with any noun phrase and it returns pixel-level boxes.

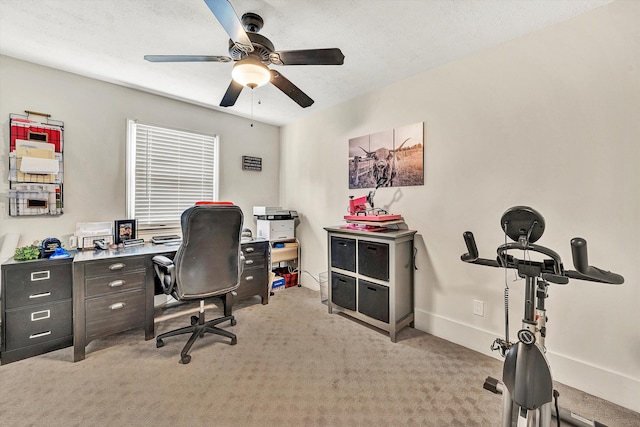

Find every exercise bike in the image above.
[460,206,624,427]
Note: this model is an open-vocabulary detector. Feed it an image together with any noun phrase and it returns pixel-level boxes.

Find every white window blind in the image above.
[126,120,219,230]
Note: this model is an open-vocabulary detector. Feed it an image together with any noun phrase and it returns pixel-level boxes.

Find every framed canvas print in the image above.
[348,122,424,189]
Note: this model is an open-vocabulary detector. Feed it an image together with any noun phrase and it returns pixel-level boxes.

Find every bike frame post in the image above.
[539,403,552,427]
[501,384,514,426]
[505,276,553,427]
[536,284,548,355]
[522,275,538,338]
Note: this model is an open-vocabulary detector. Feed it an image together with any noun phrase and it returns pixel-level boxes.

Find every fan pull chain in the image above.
[250,89,254,127]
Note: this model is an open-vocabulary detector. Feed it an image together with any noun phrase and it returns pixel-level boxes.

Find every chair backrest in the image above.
[172,204,244,300]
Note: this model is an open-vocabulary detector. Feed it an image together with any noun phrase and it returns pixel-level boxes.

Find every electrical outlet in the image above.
[473,300,484,317]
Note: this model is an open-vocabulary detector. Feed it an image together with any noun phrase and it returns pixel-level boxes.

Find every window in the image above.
[126,120,219,230]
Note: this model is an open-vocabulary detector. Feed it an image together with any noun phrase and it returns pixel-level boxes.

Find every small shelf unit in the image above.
[324,226,416,342]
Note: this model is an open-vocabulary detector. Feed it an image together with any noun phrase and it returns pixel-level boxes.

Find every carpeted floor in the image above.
[1,286,638,426]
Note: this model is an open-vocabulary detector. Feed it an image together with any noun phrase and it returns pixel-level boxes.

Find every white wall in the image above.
[0,56,281,248]
[281,0,639,412]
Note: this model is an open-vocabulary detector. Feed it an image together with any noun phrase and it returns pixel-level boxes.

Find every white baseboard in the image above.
[414,308,640,413]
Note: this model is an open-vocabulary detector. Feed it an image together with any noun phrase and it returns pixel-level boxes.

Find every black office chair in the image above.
[152,203,244,364]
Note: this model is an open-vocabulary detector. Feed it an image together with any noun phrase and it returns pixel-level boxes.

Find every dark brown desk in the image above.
[72,240,269,361]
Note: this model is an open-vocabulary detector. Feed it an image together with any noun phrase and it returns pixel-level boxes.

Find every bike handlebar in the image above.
[569,238,624,284]
[461,231,624,285]
[461,231,479,262]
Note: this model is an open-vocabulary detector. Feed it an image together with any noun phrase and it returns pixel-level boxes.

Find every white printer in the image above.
[253,206,298,241]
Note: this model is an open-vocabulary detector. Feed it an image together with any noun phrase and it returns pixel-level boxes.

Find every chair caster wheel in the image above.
[180,355,191,364]
[156,339,164,348]
[190,316,198,325]
[231,337,238,345]
[231,318,237,326]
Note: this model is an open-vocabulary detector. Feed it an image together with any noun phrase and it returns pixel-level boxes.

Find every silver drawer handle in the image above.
[31,310,51,321]
[109,302,126,310]
[245,247,255,253]
[29,292,51,299]
[30,331,52,339]
[245,275,254,281]
[31,270,50,281]
[109,280,125,288]
[109,263,125,271]
[245,259,254,265]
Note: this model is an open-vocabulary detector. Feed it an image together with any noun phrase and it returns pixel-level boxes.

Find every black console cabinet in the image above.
[1,257,73,364]
[325,226,416,342]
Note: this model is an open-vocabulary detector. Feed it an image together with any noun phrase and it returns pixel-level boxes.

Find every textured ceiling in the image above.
[0,0,615,126]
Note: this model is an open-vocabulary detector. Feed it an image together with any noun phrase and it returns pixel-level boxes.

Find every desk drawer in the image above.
[240,266,267,286]
[242,252,266,269]
[242,256,268,276]
[4,263,72,309]
[240,241,268,280]
[83,257,146,278]
[4,300,72,349]
[85,290,145,340]
[85,271,146,298]
[241,244,260,255]
[242,242,267,261]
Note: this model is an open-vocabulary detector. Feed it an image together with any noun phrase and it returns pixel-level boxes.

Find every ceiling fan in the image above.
[144,0,345,108]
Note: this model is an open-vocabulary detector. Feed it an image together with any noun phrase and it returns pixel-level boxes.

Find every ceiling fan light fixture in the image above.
[232,57,271,89]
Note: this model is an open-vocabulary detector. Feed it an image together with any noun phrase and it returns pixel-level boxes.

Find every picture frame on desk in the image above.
[114,219,137,244]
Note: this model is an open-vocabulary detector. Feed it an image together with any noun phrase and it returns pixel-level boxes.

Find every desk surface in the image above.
[72,242,175,263]
[2,239,269,266]
[72,239,267,263]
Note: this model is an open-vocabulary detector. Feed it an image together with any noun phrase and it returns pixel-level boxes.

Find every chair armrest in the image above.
[152,255,176,295]
[152,255,174,267]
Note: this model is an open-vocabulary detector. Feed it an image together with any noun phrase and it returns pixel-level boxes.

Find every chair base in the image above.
[156,304,237,364]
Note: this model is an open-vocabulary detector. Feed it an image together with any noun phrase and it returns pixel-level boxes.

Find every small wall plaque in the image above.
[242,155,262,171]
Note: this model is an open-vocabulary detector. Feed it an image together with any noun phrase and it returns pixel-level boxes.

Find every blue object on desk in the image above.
[49,247,71,259]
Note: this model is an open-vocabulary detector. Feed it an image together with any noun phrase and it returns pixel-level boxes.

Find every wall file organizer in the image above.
[8,111,64,216]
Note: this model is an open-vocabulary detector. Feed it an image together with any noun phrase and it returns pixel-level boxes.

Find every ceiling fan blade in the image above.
[269,48,345,66]
[220,80,244,107]
[144,55,232,63]
[203,0,253,53]
[269,70,314,108]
